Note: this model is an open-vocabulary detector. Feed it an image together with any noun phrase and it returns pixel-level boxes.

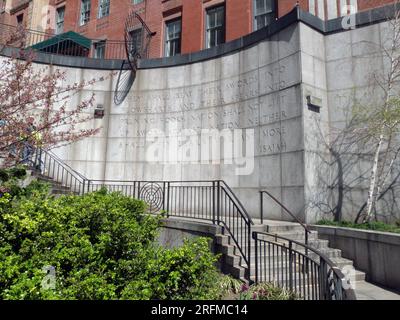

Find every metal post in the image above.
[216,181,221,224]
[212,181,216,225]
[254,232,258,284]
[166,182,170,217]
[260,191,264,225]
[289,241,293,292]
[305,230,309,257]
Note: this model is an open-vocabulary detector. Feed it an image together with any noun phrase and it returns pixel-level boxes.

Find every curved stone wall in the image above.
[2,5,400,223]
[55,23,304,221]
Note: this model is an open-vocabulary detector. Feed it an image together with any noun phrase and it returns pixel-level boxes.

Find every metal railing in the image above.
[34,150,254,278]
[260,190,312,250]
[0,22,128,60]
[33,150,354,298]
[252,231,356,300]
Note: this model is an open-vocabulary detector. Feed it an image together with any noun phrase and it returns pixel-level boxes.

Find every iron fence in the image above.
[252,231,356,300]
[0,22,128,60]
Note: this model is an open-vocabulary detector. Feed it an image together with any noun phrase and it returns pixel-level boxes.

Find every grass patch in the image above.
[316,220,400,234]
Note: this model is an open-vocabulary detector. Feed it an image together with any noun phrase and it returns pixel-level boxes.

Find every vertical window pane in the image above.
[80,0,91,25]
[165,19,182,57]
[254,0,275,31]
[129,29,143,56]
[94,41,106,59]
[206,5,225,49]
[56,7,65,34]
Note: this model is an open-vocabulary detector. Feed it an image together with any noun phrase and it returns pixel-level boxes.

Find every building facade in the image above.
[0,0,398,59]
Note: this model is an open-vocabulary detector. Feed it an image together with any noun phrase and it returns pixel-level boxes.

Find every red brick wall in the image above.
[1,0,399,58]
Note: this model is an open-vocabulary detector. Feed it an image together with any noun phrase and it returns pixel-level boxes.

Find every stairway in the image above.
[32,171,80,196]
[215,219,366,299]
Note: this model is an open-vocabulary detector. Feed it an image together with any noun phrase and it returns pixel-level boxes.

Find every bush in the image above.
[238,283,298,300]
[120,238,223,300]
[0,187,225,300]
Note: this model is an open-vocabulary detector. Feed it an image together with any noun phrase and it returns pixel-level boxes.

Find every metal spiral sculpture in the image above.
[114,11,156,105]
[139,183,164,213]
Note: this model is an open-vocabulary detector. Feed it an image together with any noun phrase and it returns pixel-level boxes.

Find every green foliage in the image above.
[317,219,400,234]
[0,187,226,300]
[238,283,298,300]
[0,189,160,300]
[120,238,222,300]
[0,166,27,184]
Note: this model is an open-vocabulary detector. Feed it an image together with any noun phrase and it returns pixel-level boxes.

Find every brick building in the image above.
[0,0,398,58]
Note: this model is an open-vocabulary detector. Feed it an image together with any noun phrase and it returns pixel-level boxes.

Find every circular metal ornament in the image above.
[139,183,164,213]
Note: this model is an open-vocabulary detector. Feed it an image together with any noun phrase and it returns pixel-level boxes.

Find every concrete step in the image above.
[249,269,366,282]
[231,238,330,251]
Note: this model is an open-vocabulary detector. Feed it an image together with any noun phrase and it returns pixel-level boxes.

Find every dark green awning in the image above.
[31,31,92,53]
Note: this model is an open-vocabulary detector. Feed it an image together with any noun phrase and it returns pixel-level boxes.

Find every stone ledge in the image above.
[311,225,400,246]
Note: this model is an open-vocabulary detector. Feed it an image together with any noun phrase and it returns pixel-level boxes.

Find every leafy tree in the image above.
[0,25,107,168]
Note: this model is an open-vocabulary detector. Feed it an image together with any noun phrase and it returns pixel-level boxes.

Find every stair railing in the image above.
[260,190,311,252]
[86,179,254,279]
[34,149,88,195]
[34,150,255,280]
[252,231,356,300]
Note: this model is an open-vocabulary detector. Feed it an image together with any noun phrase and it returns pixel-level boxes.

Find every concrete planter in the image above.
[311,225,400,292]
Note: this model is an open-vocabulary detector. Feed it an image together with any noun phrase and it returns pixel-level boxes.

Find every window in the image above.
[94,40,106,59]
[56,7,65,34]
[165,19,181,57]
[132,0,143,4]
[98,0,110,18]
[206,5,225,49]
[129,28,143,55]
[16,14,23,25]
[253,0,276,31]
[0,1,6,14]
[80,0,91,26]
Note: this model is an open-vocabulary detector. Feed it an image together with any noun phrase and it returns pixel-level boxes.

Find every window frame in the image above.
[98,0,110,19]
[80,0,91,26]
[94,40,106,59]
[16,13,24,25]
[128,28,143,56]
[164,18,182,58]
[253,0,276,31]
[56,6,65,34]
[205,4,225,49]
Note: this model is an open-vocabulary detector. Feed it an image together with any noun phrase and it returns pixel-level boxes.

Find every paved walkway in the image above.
[355,281,400,300]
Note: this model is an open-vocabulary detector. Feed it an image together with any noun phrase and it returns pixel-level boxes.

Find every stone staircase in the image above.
[215,220,366,288]
[32,172,80,196]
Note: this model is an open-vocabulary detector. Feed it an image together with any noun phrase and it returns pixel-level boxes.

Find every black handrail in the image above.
[260,190,311,250]
[252,231,356,300]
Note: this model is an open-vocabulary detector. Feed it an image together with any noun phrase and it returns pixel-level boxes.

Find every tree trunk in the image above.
[365,135,384,222]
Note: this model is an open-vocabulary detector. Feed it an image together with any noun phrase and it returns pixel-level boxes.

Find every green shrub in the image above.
[238,283,298,300]
[120,238,222,300]
[0,188,226,300]
[0,189,160,300]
